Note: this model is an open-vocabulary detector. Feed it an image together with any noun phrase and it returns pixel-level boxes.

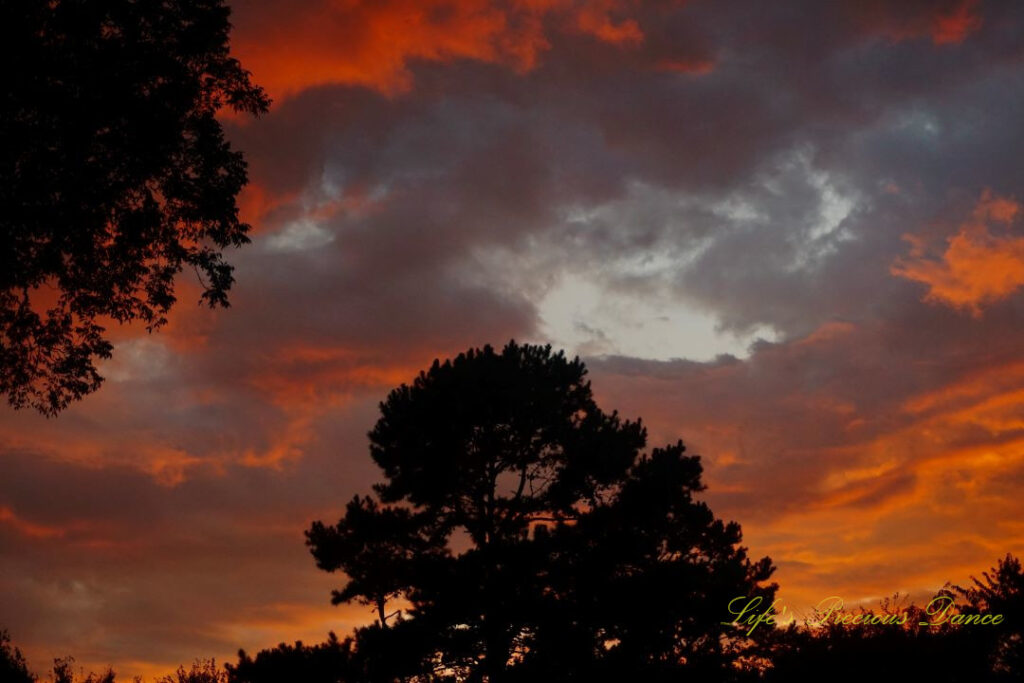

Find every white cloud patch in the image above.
[532,271,775,360]
[264,219,335,253]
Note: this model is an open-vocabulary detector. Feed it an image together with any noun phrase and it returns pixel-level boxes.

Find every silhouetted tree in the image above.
[227,634,357,683]
[157,659,227,683]
[52,656,75,683]
[2,0,268,415]
[761,556,1024,683]
[956,554,1024,678]
[759,599,987,683]
[49,656,118,683]
[308,497,439,629]
[0,629,35,683]
[520,442,776,683]
[79,670,118,683]
[308,341,776,682]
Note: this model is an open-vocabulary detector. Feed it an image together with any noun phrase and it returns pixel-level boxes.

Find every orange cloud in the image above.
[902,359,1024,417]
[854,0,983,46]
[142,446,209,487]
[236,183,302,234]
[930,0,983,45]
[574,1,643,45]
[772,354,1024,605]
[892,190,1024,315]
[230,0,648,100]
[794,320,856,347]
[238,344,446,469]
[0,505,65,539]
[215,600,370,650]
[654,57,715,75]
[589,311,1024,613]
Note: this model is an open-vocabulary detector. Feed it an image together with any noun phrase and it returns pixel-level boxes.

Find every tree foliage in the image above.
[157,659,227,683]
[0,629,35,683]
[1,0,268,415]
[762,556,1024,683]
[956,554,1024,677]
[308,341,777,681]
[227,634,357,683]
[50,656,119,683]
[308,496,438,628]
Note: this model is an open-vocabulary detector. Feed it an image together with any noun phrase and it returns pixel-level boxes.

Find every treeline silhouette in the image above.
[5,343,1022,682]
[224,555,1024,682]
[4,562,1023,683]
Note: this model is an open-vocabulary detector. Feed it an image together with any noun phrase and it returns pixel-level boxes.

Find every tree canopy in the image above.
[0,629,34,683]
[1,0,268,415]
[307,341,777,681]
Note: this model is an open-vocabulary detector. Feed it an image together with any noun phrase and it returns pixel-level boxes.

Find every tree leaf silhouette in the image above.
[1,0,269,415]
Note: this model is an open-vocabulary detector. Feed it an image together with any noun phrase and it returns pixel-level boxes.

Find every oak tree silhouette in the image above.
[1,0,269,415]
[308,341,776,682]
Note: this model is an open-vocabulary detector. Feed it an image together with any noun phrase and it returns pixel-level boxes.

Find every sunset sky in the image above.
[5,0,1024,678]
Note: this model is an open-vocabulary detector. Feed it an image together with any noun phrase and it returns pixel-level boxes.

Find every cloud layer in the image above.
[4,0,1024,675]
